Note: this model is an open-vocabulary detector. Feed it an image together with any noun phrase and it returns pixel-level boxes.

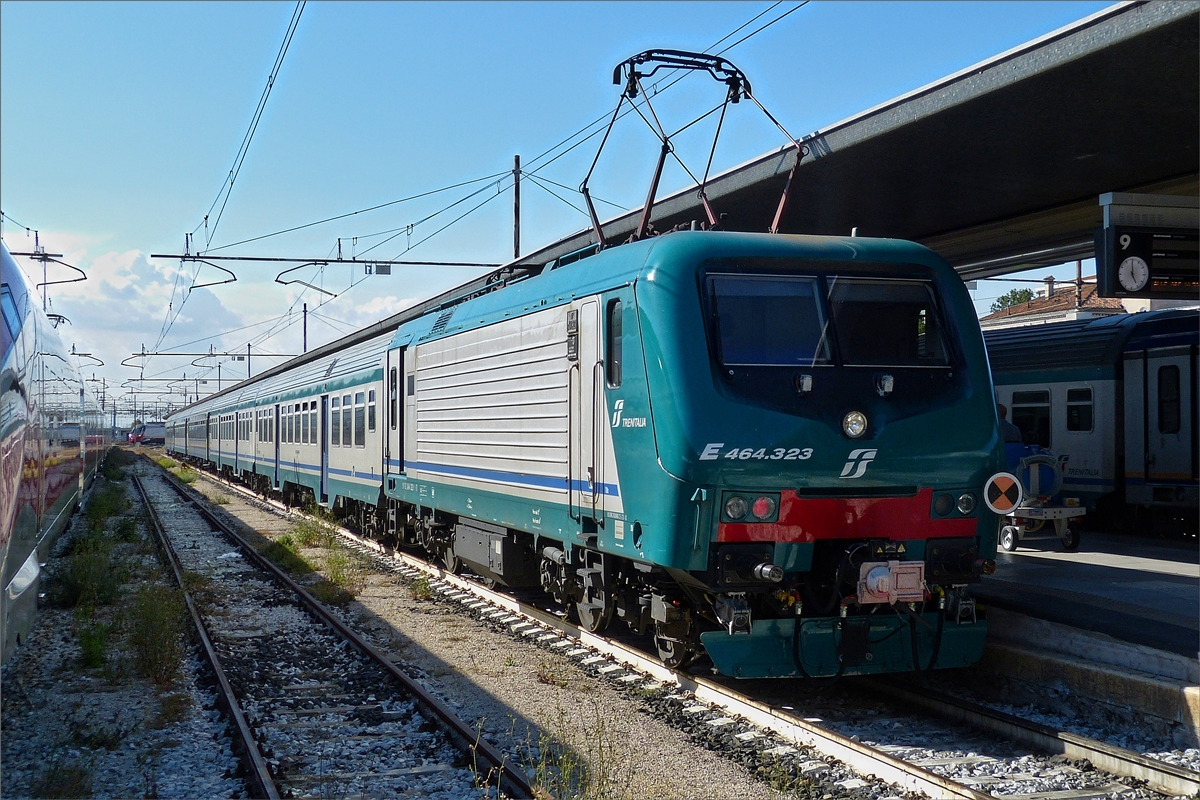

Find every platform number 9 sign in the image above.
[1117,232,1150,292]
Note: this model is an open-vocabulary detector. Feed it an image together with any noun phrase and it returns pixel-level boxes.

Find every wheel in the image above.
[654,618,696,669]
[1061,527,1080,551]
[999,525,1018,552]
[575,592,614,633]
[440,547,461,574]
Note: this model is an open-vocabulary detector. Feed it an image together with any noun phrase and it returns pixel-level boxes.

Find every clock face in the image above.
[1118,256,1150,292]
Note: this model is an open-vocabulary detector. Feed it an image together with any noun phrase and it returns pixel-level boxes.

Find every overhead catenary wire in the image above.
[146,2,809,374]
[198,0,306,250]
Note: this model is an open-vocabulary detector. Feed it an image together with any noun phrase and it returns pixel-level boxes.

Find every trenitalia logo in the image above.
[839,448,878,479]
[611,399,624,428]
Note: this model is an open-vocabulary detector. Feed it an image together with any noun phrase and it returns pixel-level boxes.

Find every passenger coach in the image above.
[986,308,1198,532]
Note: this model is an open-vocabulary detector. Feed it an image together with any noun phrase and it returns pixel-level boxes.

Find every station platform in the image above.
[975,532,1199,659]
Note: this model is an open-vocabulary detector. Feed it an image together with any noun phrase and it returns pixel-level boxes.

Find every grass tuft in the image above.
[536,662,571,689]
[409,573,434,601]
[85,483,129,535]
[293,516,339,549]
[52,537,122,609]
[261,535,313,574]
[32,756,93,799]
[77,620,110,668]
[130,584,186,689]
[309,578,355,606]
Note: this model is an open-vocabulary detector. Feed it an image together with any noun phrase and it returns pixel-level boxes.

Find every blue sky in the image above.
[1,1,1110,417]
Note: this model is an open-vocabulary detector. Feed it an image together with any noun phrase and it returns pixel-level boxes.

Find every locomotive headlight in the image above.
[933,494,954,516]
[842,411,867,439]
[750,495,776,520]
[956,493,977,515]
[724,496,748,521]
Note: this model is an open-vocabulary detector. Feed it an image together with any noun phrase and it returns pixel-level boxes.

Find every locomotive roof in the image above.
[984,308,1199,382]
[169,231,950,420]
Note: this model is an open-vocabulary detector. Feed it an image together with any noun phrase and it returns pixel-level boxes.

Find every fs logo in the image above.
[839,448,878,479]
[611,399,624,428]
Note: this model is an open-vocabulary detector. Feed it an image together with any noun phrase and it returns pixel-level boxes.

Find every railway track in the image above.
[130,465,532,799]
[165,459,1200,800]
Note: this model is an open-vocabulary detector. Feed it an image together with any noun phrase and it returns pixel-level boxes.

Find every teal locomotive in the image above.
[168,230,1004,677]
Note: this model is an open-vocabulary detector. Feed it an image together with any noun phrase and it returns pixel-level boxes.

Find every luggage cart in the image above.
[997,451,1085,552]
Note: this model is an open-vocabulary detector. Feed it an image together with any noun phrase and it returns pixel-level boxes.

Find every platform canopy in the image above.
[513,1,1199,280]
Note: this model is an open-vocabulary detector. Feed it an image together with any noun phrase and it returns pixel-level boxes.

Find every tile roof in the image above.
[979,279,1125,322]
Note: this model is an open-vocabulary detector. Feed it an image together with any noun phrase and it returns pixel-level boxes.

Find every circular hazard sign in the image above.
[984,472,1024,515]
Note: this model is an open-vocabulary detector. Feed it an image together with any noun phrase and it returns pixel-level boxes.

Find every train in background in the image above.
[1,240,108,663]
[985,308,1198,534]
[169,231,1007,678]
[128,421,166,445]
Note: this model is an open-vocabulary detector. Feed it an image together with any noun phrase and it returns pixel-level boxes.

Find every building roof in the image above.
[979,280,1126,323]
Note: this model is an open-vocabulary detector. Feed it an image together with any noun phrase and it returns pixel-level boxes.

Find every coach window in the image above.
[1159,365,1181,434]
[1066,388,1093,432]
[303,401,312,444]
[368,390,377,432]
[331,398,341,446]
[310,402,318,444]
[606,299,622,387]
[287,405,294,444]
[342,395,352,445]
[354,391,366,447]
[1011,390,1051,448]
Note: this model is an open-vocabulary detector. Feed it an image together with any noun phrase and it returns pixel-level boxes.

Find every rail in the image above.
[146,460,533,799]
[131,474,280,800]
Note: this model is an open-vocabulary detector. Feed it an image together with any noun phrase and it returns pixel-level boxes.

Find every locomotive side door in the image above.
[570,300,603,523]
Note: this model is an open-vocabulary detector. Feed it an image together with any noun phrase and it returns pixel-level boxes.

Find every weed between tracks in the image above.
[261,533,314,574]
[520,702,635,800]
[32,753,94,799]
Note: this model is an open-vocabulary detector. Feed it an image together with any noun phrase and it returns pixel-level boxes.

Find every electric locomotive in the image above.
[168,48,1007,679]
[378,230,1004,677]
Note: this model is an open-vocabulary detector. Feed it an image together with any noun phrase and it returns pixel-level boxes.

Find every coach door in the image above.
[385,346,405,476]
[570,301,604,524]
[1146,347,1197,484]
[273,404,281,489]
[205,413,212,462]
[320,395,329,503]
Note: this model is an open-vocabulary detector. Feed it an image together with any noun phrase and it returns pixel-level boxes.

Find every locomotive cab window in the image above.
[1011,390,1051,447]
[606,299,622,387]
[708,274,829,366]
[1066,388,1093,432]
[827,278,948,366]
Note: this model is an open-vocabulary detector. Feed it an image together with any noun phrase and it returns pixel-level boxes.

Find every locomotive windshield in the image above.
[708,275,830,366]
[706,269,953,369]
[826,277,949,367]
